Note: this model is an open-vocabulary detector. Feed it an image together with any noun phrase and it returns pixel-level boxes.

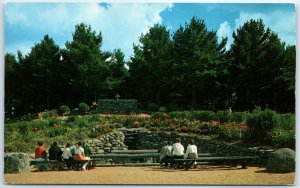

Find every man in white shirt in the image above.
[159,141,172,168]
[184,139,198,169]
[171,138,184,168]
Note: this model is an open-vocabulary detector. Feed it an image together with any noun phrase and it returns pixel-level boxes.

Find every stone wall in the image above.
[85,130,128,154]
[96,99,138,114]
[4,153,30,173]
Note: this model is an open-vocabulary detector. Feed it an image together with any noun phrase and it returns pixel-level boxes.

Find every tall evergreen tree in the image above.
[16,35,61,112]
[172,17,227,109]
[129,24,173,106]
[64,23,108,105]
[228,19,294,112]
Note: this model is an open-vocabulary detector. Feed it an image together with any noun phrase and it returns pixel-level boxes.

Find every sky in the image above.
[4,3,296,60]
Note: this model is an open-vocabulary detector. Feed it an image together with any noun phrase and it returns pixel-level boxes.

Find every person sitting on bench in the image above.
[62,143,73,169]
[184,139,198,169]
[171,138,184,168]
[159,141,172,168]
[48,141,63,170]
[34,141,48,171]
[74,141,90,171]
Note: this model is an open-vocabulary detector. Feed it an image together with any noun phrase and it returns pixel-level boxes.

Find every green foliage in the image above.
[169,111,192,119]
[78,102,90,113]
[48,118,62,126]
[216,124,244,141]
[192,111,215,121]
[39,109,58,119]
[247,109,280,142]
[216,111,232,123]
[278,113,295,130]
[58,105,70,116]
[4,110,295,152]
[231,112,251,123]
[147,102,159,112]
[151,112,166,119]
[269,129,295,149]
[229,19,295,112]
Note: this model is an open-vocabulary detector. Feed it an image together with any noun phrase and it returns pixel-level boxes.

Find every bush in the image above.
[39,109,58,119]
[31,119,49,130]
[192,111,215,121]
[169,111,192,119]
[216,123,245,141]
[78,102,90,113]
[216,111,232,123]
[278,113,295,130]
[58,105,70,116]
[151,112,168,119]
[147,102,159,112]
[247,109,280,142]
[159,106,167,112]
[269,129,295,149]
[49,118,62,127]
[231,112,251,123]
[69,116,90,127]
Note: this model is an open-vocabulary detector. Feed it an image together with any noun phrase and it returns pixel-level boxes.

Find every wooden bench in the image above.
[89,152,218,167]
[173,155,259,170]
[30,159,92,171]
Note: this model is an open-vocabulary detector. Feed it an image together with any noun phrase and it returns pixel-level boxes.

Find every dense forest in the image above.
[5,17,295,117]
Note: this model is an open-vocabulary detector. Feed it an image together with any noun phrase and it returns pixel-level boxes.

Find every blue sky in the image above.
[5,3,296,60]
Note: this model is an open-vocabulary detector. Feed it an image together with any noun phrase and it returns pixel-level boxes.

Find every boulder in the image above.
[266,148,295,173]
[4,153,30,173]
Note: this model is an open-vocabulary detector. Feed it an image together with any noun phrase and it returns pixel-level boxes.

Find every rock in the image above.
[266,148,295,173]
[4,153,30,174]
[104,143,112,147]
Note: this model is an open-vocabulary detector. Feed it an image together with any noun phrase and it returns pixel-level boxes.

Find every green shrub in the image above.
[31,119,49,130]
[49,118,62,127]
[216,124,243,141]
[18,123,31,135]
[73,117,89,127]
[192,111,215,121]
[278,113,295,130]
[159,106,167,112]
[269,129,295,149]
[151,112,166,119]
[39,109,58,119]
[58,105,70,116]
[78,102,90,113]
[231,112,251,123]
[147,102,159,112]
[44,126,67,137]
[216,111,232,123]
[247,109,280,142]
[87,114,101,123]
[169,111,192,119]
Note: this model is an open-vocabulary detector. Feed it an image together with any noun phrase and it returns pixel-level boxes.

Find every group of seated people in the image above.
[34,140,91,171]
[159,138,198,169]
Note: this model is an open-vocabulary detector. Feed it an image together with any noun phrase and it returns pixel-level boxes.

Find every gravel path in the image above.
[4,165,295,185]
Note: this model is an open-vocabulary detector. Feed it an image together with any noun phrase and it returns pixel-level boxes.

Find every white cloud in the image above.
[5,3,173,59]
[217,21,231,50]
[217,9,296,50]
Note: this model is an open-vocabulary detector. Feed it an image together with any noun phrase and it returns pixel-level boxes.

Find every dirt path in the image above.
[4,165,295,185]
